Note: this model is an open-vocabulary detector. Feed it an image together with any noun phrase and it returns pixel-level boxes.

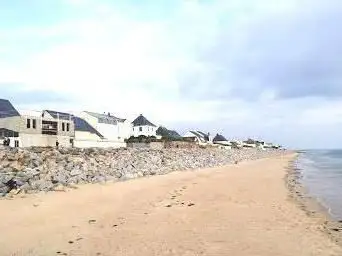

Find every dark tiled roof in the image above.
[72,116,104,139]
[0,99,20,118]
[213,134,227,142]
[85,111,125,124]
[44,110,72,121]
[132,114,156,127]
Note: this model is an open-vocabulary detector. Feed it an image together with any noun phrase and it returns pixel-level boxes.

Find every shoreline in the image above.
[285,153,342,246]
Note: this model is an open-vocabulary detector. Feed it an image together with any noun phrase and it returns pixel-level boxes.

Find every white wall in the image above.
[18,134,71,147]
[132,125,157,137]
[74,131,126,148]
[119,120,133,140]
[96,122,119,140]
[74,131,100,141]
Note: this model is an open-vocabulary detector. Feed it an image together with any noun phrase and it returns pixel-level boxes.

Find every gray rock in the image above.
[92,176,106,183]
[0,184,10,194]
[0,174,15,184]
[52,172,69,185]
[70,169,82,176]
[30,180,54,191]
[65,163,75,171]
[20,168,40,179]
[18,183,32,192]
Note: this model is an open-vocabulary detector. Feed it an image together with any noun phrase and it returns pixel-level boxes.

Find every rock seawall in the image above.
[0,147,285,197]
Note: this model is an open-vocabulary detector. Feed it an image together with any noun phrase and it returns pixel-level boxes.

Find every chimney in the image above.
[108,112,111,116]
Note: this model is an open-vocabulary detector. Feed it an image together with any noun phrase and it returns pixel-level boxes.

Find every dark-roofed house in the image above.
[183,130,210,144]
[213,134,227,143]
[213,133,232,148]
[132,114,158,137]
[0,100,75,147]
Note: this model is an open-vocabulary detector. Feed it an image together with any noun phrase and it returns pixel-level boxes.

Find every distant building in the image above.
[212,134,232,149]
[183,131,210,144]
[131,114,158,137]
[213,134,230,145]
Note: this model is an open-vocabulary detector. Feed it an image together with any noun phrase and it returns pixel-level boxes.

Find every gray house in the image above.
[0,99,74,147]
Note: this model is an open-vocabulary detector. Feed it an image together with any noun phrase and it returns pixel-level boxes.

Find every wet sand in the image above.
[0,154,341,256]
[285,158,342,247]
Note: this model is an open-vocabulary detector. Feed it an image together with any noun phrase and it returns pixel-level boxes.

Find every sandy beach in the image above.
[0,154,341,256]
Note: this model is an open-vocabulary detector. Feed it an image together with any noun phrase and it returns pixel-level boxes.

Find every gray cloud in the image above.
[0,83,71,104]
[180,0,342,101]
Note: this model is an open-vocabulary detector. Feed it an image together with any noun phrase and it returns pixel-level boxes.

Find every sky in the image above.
[1,0,342,149]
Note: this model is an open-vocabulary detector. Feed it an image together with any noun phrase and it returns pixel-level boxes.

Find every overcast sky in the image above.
[1,0,342,149]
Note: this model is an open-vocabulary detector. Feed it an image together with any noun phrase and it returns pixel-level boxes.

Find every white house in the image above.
[131,114,158,137]
[74,111,130,148]
[183,131,210,144]
[78,111,131,141]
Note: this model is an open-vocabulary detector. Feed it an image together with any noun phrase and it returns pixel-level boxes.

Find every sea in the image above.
[297,149,342,220]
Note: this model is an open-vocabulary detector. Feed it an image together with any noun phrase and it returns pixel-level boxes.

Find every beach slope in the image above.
[0,154,340,256]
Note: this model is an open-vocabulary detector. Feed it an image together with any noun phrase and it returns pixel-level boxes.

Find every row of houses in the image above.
[182,131,280,150]
[0,99,158,148]
[0,99,280,149]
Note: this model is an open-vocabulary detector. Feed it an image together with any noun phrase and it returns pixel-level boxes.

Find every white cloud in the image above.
[1,0,342,148]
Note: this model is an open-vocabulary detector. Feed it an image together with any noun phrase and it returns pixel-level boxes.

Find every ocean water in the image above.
[297,150,342,220]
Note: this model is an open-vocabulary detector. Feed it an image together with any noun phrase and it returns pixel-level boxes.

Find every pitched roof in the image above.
[0,99,20,118]
[72,116,104,139]
[84,111,125,124]
[156,126,181,138]
[44,110,72,121]
[196,131,209,138]
[213,134,227,142]
[132,114,156,127]
[188,131,209,142]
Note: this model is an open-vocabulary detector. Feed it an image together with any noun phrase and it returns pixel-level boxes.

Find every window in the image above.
[139,127,142,132]
[42,120,58,135]
[32,119,37,129]
[67,123,70,132]
[26,119,31,129]
[15,140,19,147]
[62,123,65,131]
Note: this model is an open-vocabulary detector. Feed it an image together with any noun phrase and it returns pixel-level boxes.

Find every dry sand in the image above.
[0,154,341,256]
